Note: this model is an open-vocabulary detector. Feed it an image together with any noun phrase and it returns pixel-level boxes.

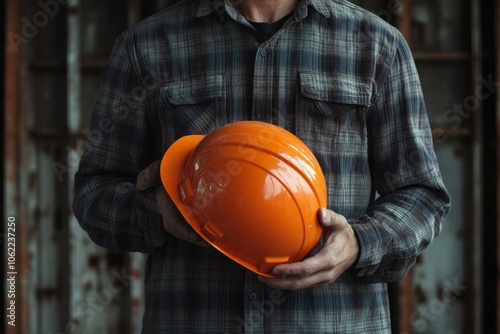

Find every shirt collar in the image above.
[196,0,331,21]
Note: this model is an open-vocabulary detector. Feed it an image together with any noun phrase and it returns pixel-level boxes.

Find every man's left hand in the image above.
[258,208,360,290]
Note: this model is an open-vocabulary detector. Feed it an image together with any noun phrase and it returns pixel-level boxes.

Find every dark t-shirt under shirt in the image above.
[248,12,293,41]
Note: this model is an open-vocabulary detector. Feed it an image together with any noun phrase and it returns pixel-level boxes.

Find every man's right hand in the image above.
[137,160,208,247]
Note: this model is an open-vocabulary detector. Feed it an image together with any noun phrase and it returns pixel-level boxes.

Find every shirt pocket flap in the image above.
[299,72,372,117]
[162,74,225,105]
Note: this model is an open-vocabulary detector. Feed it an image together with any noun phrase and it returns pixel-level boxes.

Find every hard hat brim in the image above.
[160,134,204,235]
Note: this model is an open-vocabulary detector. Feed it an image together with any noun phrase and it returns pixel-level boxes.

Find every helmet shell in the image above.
[160,121,327,277]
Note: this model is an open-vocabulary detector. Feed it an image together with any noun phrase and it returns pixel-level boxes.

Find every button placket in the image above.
[243,271,264,334]
[252,45,273,123]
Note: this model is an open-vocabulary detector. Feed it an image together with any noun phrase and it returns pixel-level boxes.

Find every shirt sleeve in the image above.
[349,33,451,282]
[73,30,168,253]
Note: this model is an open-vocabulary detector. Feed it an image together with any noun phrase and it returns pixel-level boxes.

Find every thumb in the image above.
[137,160,162,190]
[318,208,347,229]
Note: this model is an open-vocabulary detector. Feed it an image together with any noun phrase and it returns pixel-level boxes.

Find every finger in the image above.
[164,217,203,244]
[137,160,162,190]
[272,250,331,277]
[157,191,210,247]
[165,218,210,247]
[318,208,346,229]
[261,248,340,290]
[259,268,335,291]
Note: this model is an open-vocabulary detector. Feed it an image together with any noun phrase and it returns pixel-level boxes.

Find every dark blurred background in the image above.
[3,0,499,333]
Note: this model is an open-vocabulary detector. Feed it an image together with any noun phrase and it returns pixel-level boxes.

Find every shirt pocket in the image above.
[295,72,372,153]
[298,72,371,116]
[161,74,226,138]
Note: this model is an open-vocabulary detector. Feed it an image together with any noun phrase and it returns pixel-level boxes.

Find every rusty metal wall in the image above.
[412,0,483,332]
[5,1,135,333]
[0,0,5,327]
[3,1,180,333]
[350,0,482,333]
[3,0,497,333]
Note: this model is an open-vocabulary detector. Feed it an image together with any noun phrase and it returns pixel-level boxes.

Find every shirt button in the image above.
[256,111,264,120]
[259,49,267,57]
[249,293,257,300]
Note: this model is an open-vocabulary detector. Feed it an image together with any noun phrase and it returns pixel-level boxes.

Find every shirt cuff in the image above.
[139,185,168,249]
[348,219,393,277]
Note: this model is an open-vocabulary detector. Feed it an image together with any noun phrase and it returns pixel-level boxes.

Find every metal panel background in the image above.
[410,0,470,52]
[411,140,471,334]
[411,60,474,333]
[3,0,498,333]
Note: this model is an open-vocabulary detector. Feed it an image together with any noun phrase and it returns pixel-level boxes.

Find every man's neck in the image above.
[237,0,299,23]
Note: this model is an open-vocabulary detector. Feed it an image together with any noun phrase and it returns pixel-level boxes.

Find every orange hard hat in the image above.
[160,121,327,277]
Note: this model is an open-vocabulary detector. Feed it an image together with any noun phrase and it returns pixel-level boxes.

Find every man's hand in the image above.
[137,160,207,247]
[258,208,359,290]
